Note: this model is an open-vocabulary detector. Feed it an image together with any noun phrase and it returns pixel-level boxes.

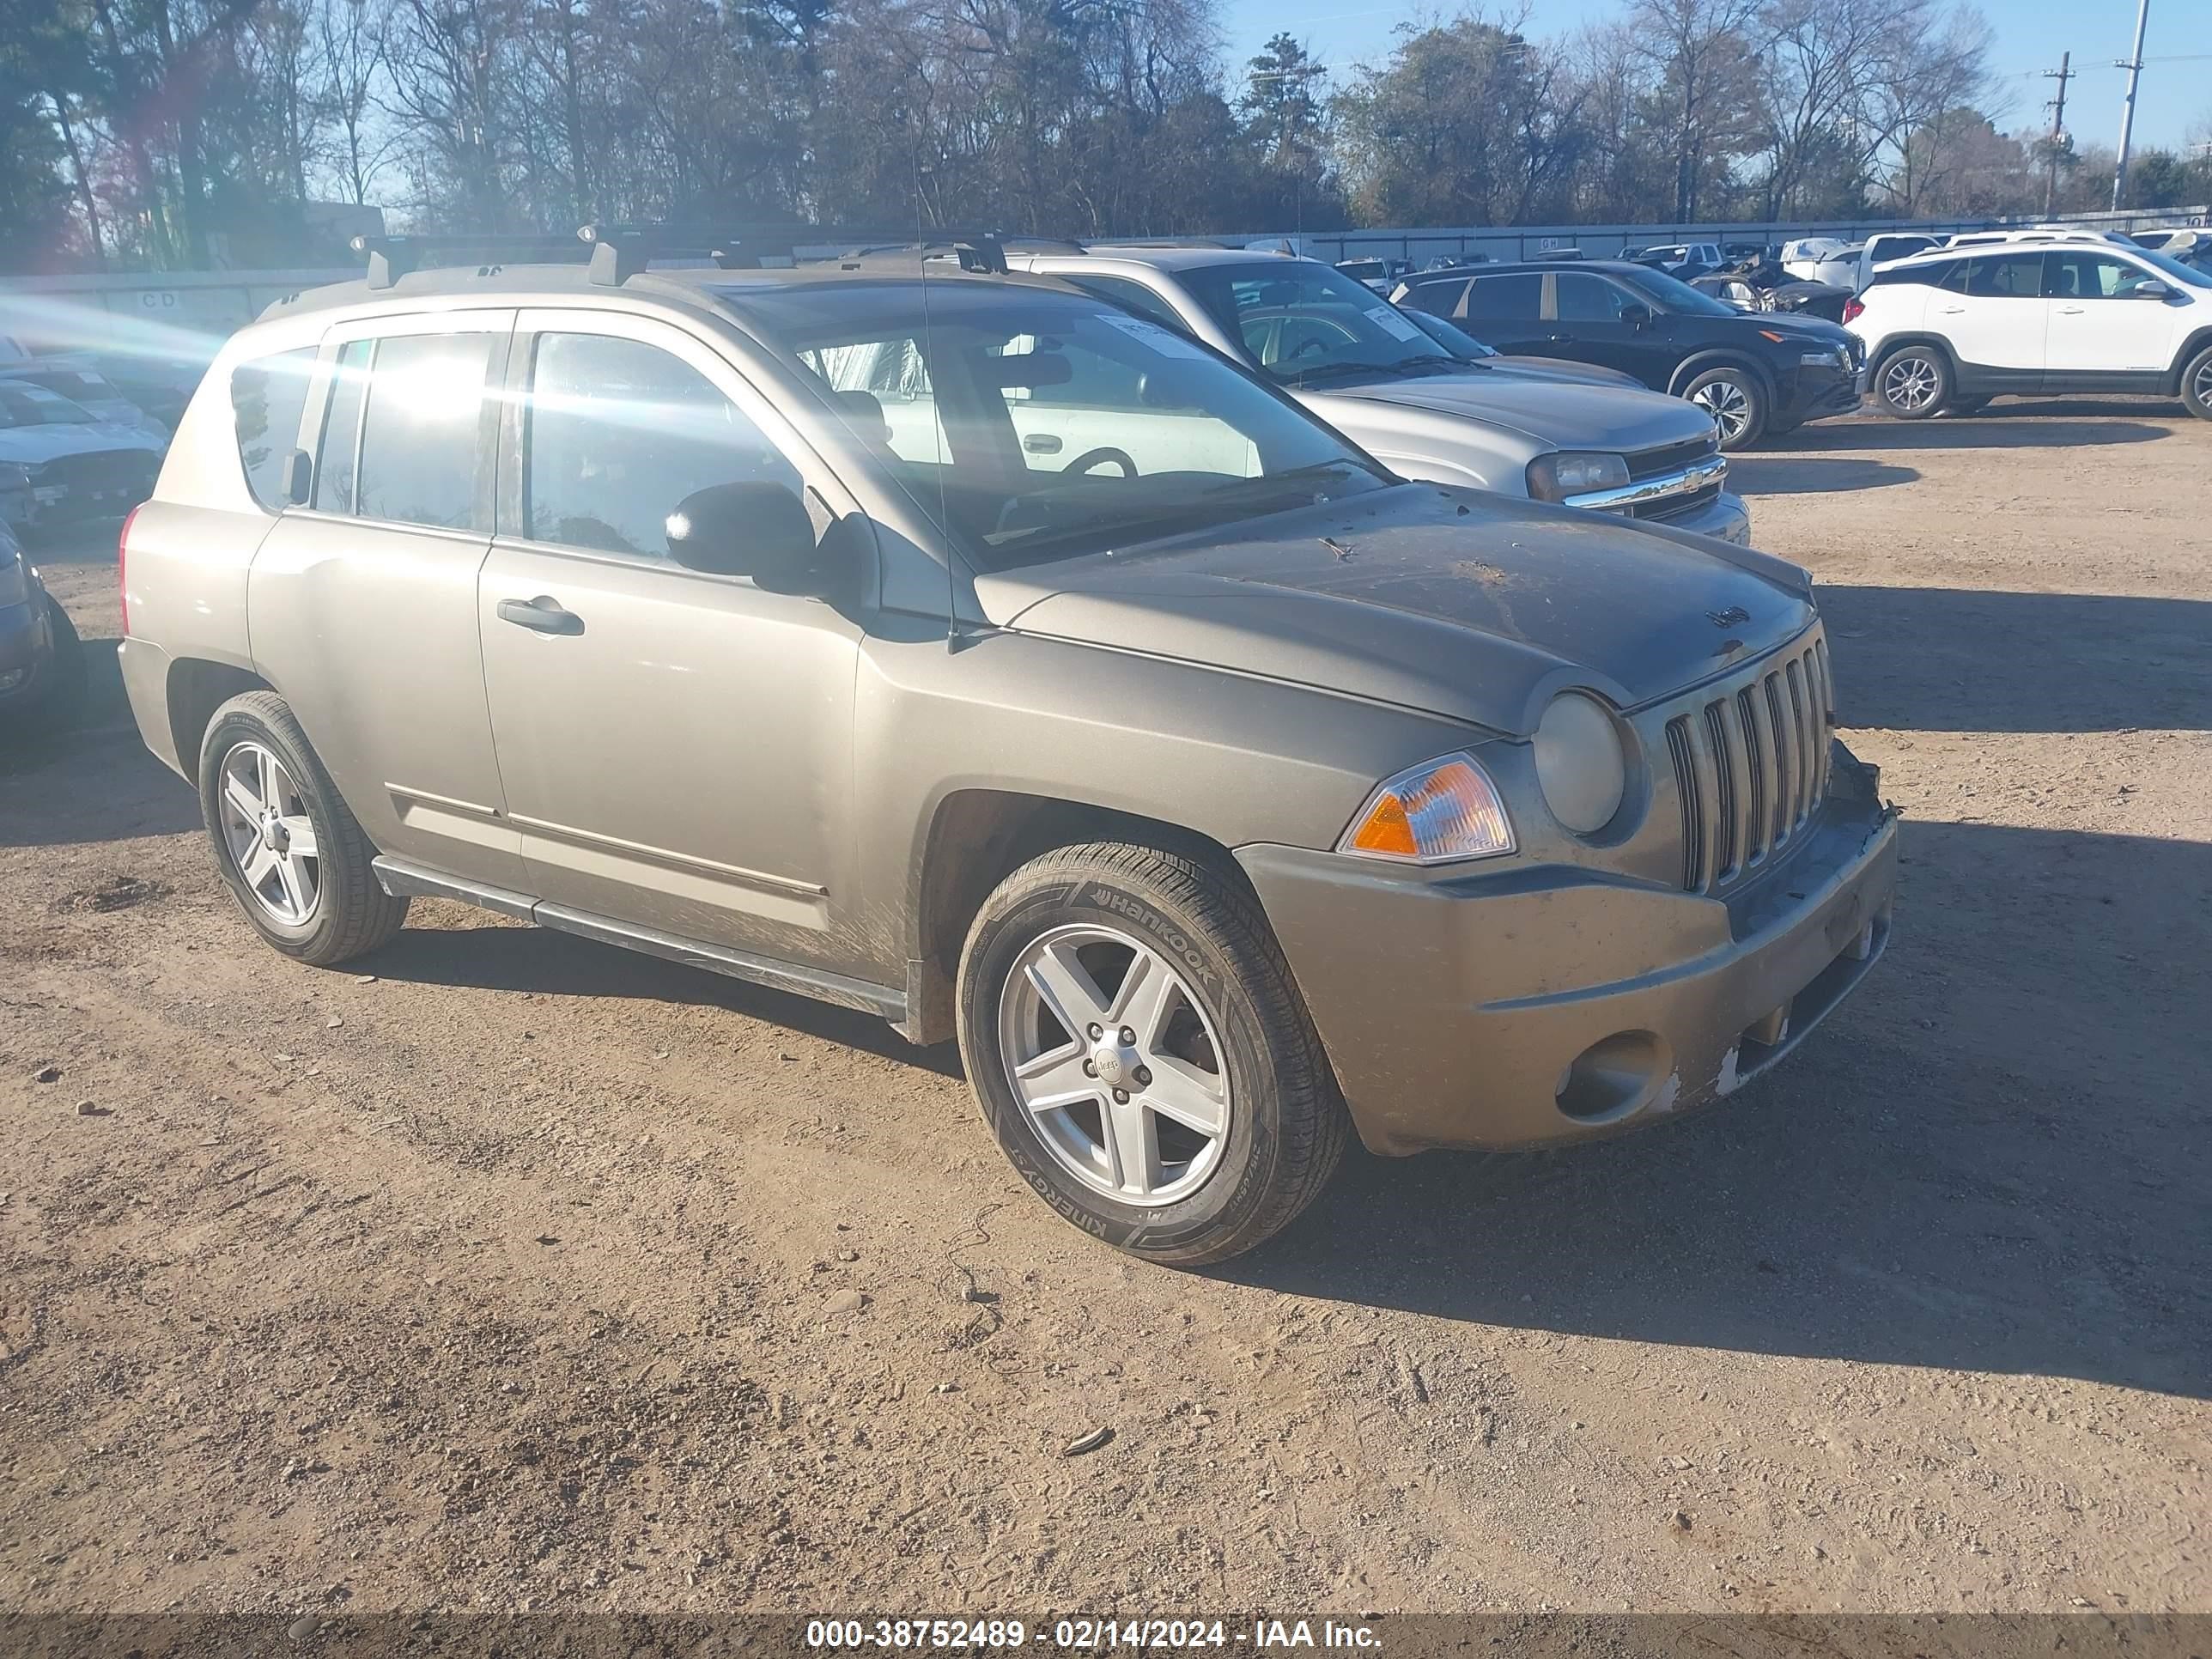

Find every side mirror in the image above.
[285,447,311,506]
[2131,280,2172,301]
[665,481,817,591]
[1620,302,1654,327]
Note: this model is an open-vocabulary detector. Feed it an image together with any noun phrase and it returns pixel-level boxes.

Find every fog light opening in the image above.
[1554,1030,1673,1124]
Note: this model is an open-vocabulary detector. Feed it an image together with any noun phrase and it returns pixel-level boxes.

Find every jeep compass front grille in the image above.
[1662,629,1834,893]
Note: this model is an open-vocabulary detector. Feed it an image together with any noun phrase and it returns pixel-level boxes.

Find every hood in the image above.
[0,423,164,465]
[973,483,1814,736]
[1305,370,1716,459]
[1474,355,1644,390]
[1721,308,1853,347]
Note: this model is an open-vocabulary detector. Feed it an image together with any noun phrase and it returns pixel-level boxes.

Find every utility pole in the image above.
[2111,0,2151,211]
[2043,52,2074,217]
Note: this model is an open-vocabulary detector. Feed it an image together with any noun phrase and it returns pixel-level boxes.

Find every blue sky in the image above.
[1219,0,2209,155]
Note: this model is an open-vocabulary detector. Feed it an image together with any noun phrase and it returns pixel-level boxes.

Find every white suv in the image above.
[1845,242,2212,420]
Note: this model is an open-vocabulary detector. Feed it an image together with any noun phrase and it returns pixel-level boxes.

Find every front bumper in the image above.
[0,594,53,699]
[1777,362,1863,424]
[1644,488,1750,545]
[1239,745,1899,1155]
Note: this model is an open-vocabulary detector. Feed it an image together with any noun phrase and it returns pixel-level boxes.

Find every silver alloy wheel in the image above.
[997,923,1231,1206]
[1691,376,1753,442]
[1881,353,1942,413]
[216,740,321,925]
[2194,356,2212,407]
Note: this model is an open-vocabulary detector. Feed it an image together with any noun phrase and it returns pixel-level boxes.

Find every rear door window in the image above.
[354,332,494,530]
[1963,254,2044,299]
[231,347,318,511]
[1463,273,1541,320]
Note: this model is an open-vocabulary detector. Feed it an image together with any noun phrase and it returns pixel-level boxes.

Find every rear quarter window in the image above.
[231,348,318,511]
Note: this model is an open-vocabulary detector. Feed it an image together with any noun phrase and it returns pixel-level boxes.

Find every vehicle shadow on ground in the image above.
[1726,456,1919,495]
[365,921,967,1077]
[1815,586,2212,733]
[1225,817,2211,1401]
[1776,413,2175,452]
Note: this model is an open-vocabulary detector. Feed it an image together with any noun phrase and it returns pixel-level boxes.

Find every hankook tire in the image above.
[957,842,1347,1265]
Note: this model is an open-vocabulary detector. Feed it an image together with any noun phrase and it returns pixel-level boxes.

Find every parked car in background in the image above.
[1779,237,1850,279]
[1395,306,1647,389]
[1847,241,2212,420]
[1801,232,1944,293]
[2,363,164,434]
[1010,245,1749,541]
[0,521,84,728]
[1691,275,1765,312]
[58,349,210,432]
[1626,242,1723,278]
[119,246,1895,1262]
[1942,226,2132,252]
[0,380,166,532]
[2129,228,2209,261]
[1528,247,1589,261]
[1394,258,1863,449]
[1422,252,1487,270]
[1336,257,1413,294]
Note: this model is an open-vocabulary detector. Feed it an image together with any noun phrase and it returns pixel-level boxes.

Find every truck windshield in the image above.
[727,278,1392,569]
[1176,261,1465,386]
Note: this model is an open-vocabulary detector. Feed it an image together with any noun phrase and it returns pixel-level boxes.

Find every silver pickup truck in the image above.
[116,244,1893,1264]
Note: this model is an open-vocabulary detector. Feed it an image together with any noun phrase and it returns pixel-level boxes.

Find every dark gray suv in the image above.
[117,248,1898,1262]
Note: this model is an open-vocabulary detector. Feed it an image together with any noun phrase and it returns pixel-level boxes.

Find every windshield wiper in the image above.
[1199,459,1377,501]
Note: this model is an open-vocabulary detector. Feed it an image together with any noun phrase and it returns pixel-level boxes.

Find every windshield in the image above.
[1400,307,1498,360]
[2132,247,2212,290]
[1177,261,1467,386]
[1612,264,1740,318]
[727,279,1390,570]
[0,384,95,426]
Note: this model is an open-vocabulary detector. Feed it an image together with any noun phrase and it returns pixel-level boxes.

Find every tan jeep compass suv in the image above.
[118,238,1899,1263]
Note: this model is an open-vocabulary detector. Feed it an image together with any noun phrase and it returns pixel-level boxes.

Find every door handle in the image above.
[497,595,583,635]
[1937,305,1966,314]
[2058,305,2086,315]
[1023,433,1063,454]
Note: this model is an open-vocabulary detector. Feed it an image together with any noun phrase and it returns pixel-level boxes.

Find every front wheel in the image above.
[957,842,1348,1266]
[2180,344,2212,422]
[1682,366,1768,450]
[198,690,408,966]
[1874,345,1951,418]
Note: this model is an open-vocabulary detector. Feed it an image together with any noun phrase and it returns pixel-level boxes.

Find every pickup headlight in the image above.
[1525,451,1631,502]
[1339,754,1516,865]
[1533,692,1627,834]
[0,546,29,609]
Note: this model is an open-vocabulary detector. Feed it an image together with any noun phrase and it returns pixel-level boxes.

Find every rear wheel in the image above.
[1874,345,1950,418]
[1681,366,1767,450]
[198,690,408,966]
[2180,345,2212,422]
[957,842,1348,1265]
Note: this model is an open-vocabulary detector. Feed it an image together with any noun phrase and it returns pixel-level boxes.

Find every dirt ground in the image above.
[2,398,2208,1621]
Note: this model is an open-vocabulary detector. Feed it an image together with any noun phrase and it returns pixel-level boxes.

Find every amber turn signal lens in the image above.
[1339,756,1516,865]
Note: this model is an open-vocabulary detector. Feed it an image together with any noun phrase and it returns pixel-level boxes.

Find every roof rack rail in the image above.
[821,231,1088,274]
[349,233,586,289]
[345,224,801,289]
[574,222,800,283]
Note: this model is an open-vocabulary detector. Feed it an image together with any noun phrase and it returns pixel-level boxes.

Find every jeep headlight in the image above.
[1533,692,1627,835]
[0,544,28,609]
[1525,451,1632,502]
[1339,754,1516,865]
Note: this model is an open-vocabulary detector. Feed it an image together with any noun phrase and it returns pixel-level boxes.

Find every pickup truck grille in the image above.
[1661,629,1834,894]
[1620,435,1725,523]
